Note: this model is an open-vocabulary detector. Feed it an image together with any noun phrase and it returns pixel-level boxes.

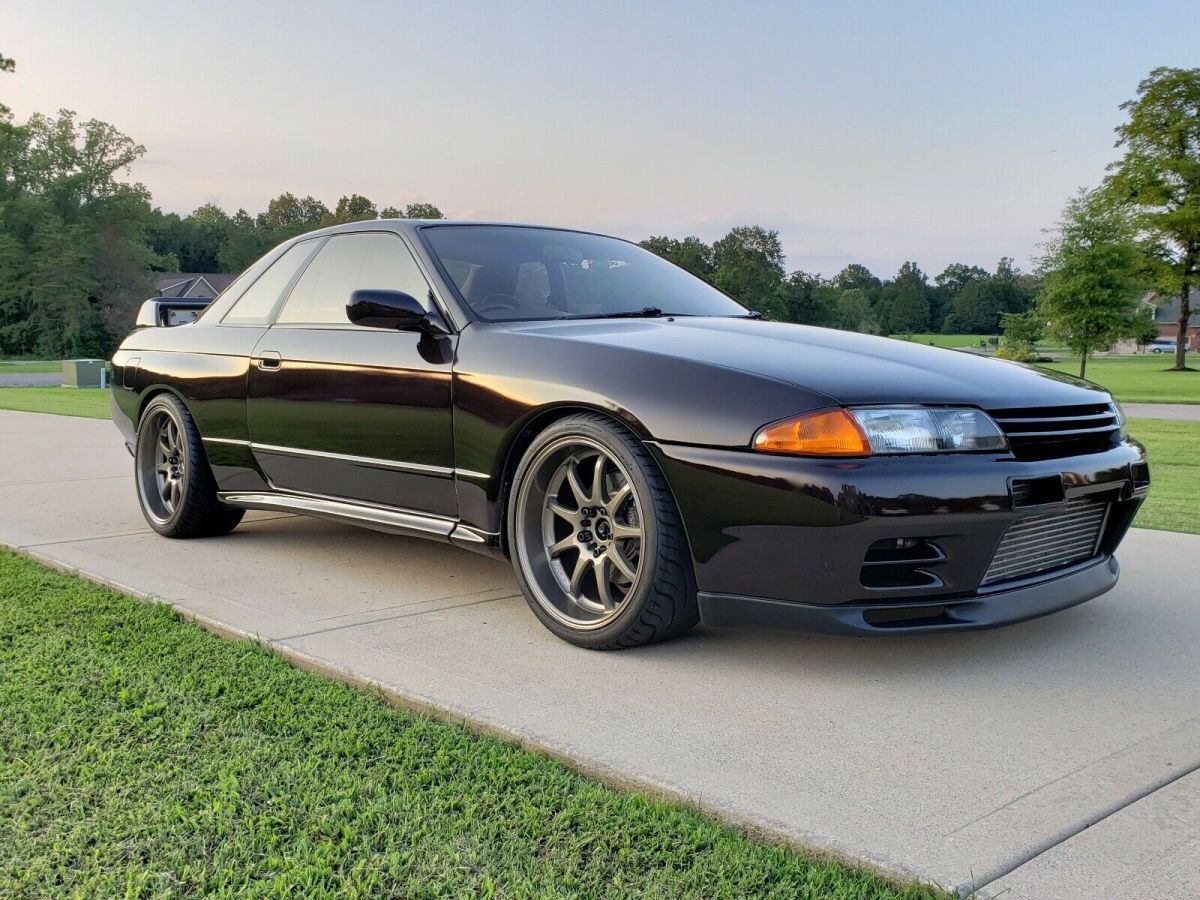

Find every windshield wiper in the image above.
[586,307,665,319]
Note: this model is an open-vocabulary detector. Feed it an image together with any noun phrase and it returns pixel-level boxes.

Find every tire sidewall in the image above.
[508,416,665,647]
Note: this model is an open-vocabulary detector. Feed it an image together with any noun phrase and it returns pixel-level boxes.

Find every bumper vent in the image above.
[981,497,1108,586]
[988,403,1120,460]
[860,538,945,590]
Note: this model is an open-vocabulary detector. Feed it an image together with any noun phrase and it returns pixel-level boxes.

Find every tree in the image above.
[834,288,877,333]
[777,271,837,326]
[712,226,786,318]
[403,202,443,219]
[931,263,988,331]
[639,235,715,281]
[1,107,156,353]
[329,194,378,225]
[876,262,930,334]
[258,193,329,237]
[999,310,1042,361]
[831,263,881,299]
[218,209,266,272]
[0,51,13,119]
[1104,67,1200,371]
[1128,303,1160,348]
[1037,190,1143,378]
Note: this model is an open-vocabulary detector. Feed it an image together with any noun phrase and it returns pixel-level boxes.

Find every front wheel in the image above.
[508,413,698,649]
[135,394,244,538]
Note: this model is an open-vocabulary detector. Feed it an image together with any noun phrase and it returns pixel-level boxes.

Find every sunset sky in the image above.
[5,0,1196,277]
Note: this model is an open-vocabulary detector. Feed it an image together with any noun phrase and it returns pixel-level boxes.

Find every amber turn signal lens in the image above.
[753,409,871,456]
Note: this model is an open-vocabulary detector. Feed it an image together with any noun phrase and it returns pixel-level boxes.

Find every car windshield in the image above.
[420,225,748,322]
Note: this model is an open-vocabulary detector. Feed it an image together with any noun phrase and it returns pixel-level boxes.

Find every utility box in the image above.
[62,359,106,388]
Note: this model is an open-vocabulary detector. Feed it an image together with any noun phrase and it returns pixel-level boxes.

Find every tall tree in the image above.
[0,51,13,119]
[1104,67,1200,370]
[831,263,881,299]
[329,193,378,224]
[712,226,786,318]
[218,209,266,272]
[639,235,715,281]
[931,263,989,332]
[876,262,930,334]
[403,202,443,219]
[1037,190,1143,378]
[834,288,877,333]
[777,271,837,326]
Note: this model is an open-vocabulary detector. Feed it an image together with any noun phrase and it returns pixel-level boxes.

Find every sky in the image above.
[4,0,1197,278]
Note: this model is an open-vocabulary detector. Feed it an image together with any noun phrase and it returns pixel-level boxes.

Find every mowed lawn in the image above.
[0,387,109,418]
[1128,418,1199,535]
[1038,356,1200,404]
[0,359,62,375]
[0,551,937,899]
[890,333,990,349]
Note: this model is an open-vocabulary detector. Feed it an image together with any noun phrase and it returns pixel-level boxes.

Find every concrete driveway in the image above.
[1,408,1197,898]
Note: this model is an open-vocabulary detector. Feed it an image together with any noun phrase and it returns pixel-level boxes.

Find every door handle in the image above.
[257,351,282,371]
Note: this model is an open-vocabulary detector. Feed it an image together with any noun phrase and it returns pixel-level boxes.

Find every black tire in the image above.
[507,413,698,649]
[134,394,245,538]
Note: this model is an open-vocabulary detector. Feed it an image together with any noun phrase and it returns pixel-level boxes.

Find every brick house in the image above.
[1152,288,1200,351]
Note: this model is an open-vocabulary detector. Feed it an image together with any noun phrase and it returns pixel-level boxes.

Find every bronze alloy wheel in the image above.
[136,404,189,526]
[508,413,698,648]
[514,435,646,629]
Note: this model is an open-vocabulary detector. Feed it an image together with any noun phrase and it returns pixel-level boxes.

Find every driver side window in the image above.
[277,232,432,325]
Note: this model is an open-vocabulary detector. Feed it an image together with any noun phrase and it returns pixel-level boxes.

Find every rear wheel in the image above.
[508,413,697,649]
[135,394,244,538]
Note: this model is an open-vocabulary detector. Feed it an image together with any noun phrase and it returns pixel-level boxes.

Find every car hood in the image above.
[501,317,1110,409]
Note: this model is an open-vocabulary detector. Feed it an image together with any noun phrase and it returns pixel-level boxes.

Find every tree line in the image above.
[2,51,1197,375]
[640,229,1037,335]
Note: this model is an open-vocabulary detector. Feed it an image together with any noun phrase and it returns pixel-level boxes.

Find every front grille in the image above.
[988,403,1120,460]
[981,497,1108,586]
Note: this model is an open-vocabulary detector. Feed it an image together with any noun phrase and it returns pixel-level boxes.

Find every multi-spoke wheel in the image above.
[509,413,698,648]
[134,394,244,538]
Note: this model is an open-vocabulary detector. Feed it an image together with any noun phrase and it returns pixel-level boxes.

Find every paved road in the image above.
[1,409,1198,898]
[1125,402,1200,421]
[0,372,60,387]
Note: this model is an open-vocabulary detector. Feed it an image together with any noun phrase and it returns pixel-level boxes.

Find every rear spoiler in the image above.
[135,298,212,328]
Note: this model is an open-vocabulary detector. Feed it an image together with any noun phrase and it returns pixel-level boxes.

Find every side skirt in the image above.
[218,491,504,558]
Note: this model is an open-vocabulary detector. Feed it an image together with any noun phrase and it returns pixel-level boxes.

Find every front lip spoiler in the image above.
[697,555,1119,635]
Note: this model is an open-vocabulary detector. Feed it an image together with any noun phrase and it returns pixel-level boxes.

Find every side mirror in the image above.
[347,289,440,332]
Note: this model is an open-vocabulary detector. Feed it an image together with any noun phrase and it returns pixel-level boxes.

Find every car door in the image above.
[246,230,458,518]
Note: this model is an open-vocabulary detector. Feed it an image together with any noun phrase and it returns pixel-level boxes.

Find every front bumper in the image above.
[649,439,1148,634]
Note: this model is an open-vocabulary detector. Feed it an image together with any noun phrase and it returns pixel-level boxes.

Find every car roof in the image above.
[295,219,624,243]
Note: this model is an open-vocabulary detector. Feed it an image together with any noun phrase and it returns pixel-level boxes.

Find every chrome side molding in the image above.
[217,490,503,556]
[218,491,456,539]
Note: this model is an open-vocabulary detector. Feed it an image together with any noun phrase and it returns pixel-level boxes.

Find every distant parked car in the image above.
[110,220,1150,648]
[1149,338,1186,353]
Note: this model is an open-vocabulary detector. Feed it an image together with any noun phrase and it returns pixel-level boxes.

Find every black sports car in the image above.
[110,221,1150,648]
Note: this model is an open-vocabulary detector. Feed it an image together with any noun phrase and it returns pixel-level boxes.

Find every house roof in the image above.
[152,273,236,298]
[1153,287,1200,327]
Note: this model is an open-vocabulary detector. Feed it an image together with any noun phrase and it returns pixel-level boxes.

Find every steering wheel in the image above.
[476,293,522,314]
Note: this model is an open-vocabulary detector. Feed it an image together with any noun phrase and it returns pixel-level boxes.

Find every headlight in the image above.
[753,406,1007,456]
[850,407,1007,454]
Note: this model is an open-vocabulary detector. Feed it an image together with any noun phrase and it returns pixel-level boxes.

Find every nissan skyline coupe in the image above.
[110,220,1150,649]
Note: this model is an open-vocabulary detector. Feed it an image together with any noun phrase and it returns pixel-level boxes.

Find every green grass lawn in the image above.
[0,359,62,375]
[0,551,937,899]
[890,333,991,349]
[1128,418,1198,535]
[0,386,110,418]
[1038,356,1200,404]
